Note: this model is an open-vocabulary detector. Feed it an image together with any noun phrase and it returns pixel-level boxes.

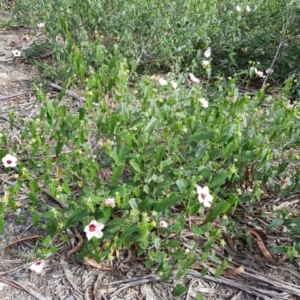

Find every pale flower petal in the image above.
[29,260,46,273]
[196,185,213,207]
[159,220,168,228]
[246,5,251,12]
[199,98,209,108]
[204,47,211,58]
[12,50,21,57]
[266,68,274,75]
[171,80,177,90]
[84,220,105,240]
[203,200,212,208]
[202,60,210,67]
[104,198,115,206]
[37,23,45,28]
[196,185,202,195]
[188,73,200,83]
[158,78,168,86]
[202,186,210,195]
[254,68,265,78]
[236,5,241,12]
[2,154,17,168]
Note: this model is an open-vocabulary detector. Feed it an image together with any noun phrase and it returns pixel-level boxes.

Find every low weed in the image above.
[1,0,300,293]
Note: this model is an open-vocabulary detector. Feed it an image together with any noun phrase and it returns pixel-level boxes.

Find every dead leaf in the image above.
[85,259,114,271]
[223,265,245,276]
[140,284,157,300]
[249,229,277,265]
[0,73,8,79]
[226,233,239,254]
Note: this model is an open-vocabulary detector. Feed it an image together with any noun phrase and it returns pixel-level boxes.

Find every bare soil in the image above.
[1,13,300,300]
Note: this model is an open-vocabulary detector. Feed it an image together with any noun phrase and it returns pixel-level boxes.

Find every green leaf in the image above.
[190,130,214,142]
[65,208,87,228]
[172,284,187,297]
[155,146,166,165]
[79,108,86,120]
[55,141,64,156]
[0,216,4,232]
[62,182,71,194]
[111,164,124,184]
[160,156,173,169]
[11,180,22,193]
[129,198,138,210]
[210,170,228,188]
[144,116,158,133]
[176,179,188,192]
[110,150,120,165]
[197,294,205,300]
[188,203,200,215]
[120,224,138,240]
[29,179,39,192]
[268,218,284,229]
[129,160,142,173]
[32,213,40,226]
[205,200,231,223]
[118,145,131,162]
[41,211,55,219]
[154,194,181,212]
[28,192,39,206]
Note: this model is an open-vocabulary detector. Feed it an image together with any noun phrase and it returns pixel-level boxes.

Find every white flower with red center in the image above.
[266,68,274,75]
[104,198,115,207]
[196,185,213,207]
[246,5,251,12]
[204,47,211,58]
[188,73,200,83]
[202,60,210,68]
[12,50,21,57]
[2,154,17,168]
[37,23,45,28]
[236,5,241,12]
[84,220,105,240]
[254,68,265,78]
[158,78,168,86]
[199,98,209,108]
[159,220,168,228]
[29,260,46,273]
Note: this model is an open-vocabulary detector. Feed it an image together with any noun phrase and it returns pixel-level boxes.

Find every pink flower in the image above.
[2,154,17,168]
[159,220,168,228]
[84,220,105,240]
[199,98,209,108]
[204,47,211,58]
[202,60,210,68]
[104,198,115,206]
[29,260,46,273]
[254,68,265,78]
[188,73,200,83]
[196,185,213,207]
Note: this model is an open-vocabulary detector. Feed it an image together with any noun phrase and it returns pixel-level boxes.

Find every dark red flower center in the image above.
[201,193,207,200]
[7,160,12,164]
[36,261,41,266]
[89,224,96,232]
